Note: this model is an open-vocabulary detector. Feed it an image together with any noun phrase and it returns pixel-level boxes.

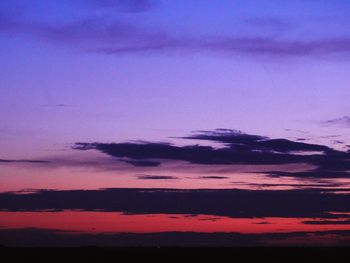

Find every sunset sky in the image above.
[1,0,350,247]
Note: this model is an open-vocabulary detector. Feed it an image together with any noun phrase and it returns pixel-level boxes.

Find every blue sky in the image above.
[1,0,350,159]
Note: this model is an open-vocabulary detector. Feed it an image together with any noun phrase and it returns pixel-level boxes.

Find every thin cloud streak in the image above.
[137,175,178,180]
[0,159,49,164]
[2,11,350,58]
[85,0,156,13]
[96,36,350,58]
[324,116,350,127]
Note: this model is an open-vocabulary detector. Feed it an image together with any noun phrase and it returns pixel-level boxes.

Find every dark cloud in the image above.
[3,129,347,185]
[233,182,346,189]
[198,176,229,179]
[264,170,350,179]
[296,138,309,141]
[2,129,349,184]
[252,139,328,153]
[137,175,178,180]
[74,141,306,166]
[198,217,222,221]
[302,219,350,225]
[179,129,267,145]
[252,221,271,225]
[181,129,330,153]
[2,188,350,219]
[73,129,350,176]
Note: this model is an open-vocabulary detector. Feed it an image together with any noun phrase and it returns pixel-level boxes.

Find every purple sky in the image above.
[3,1,350,247]
[0,0,350,159]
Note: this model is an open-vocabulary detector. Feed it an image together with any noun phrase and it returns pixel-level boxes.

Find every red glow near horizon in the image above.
[1,211,350,234]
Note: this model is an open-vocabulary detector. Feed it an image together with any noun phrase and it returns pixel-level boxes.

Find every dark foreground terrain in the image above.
[1,247,350,263]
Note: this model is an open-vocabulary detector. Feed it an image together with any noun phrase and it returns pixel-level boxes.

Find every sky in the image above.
[1,0,350,247]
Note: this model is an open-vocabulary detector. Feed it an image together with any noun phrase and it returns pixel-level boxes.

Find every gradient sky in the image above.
[1,0,350,159]
[1,0,350,247]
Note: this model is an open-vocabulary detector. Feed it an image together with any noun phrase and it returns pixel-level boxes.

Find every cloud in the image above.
[2,129,349,185]
[40,103,69,108]
[284,129,308,134]
[2,7,350,59]
[85,0,156,13]
[245,17,292,31]
[324,116,350,127]
[2,129,348,185]
[137,175,178,180]
[97,36,350,58]
[181,129,330,152]
[179,129,267,145]
[263,170,350,179]
[75,141,307,166]
[296,138,309,141]
[73,129,350,176]
[209,37,350,57]
[2,188,350,219]
[122,159,161,167]
[234,182,346,188]
[198,176,229,179]
[0,14,149,48]
[302,219,350,225]
[0,159,49,164]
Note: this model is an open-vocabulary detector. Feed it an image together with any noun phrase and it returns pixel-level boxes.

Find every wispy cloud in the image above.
[40,103,69,108]
[122,159,161,167]
[324,116,350,127]
[245,17,292,31]
[263,170,350,179]
[85,0,156,13]
[96,36,350,58]
[0,159,49,164]
[1,6,350,59]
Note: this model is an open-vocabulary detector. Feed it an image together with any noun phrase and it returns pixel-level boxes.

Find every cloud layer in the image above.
[1,187,350,219]
[74,129,350,180]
